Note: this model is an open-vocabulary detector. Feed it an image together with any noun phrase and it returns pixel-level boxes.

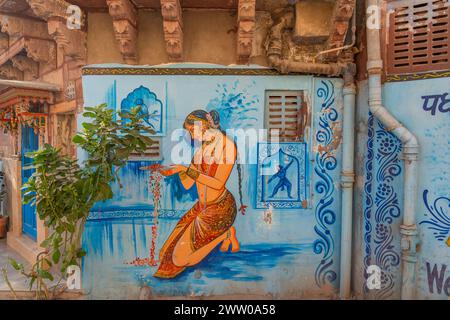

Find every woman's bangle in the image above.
[186,167,200,180]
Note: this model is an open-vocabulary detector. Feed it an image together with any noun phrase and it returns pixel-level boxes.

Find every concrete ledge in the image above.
[6,232,43,265]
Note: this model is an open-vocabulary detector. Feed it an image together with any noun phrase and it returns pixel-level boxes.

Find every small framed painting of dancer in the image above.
[256,142,308,209]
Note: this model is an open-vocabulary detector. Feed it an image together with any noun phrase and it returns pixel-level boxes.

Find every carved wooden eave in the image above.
[323,0,356,62]
[160,0,183,62]
[26,0,87,64]
[106,0,138,65]
[237,0,256,64]
[0,86,54,109]
[0,83,58,144]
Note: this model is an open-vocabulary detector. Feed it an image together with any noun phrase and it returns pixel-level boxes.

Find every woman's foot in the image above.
[220,238,231,252]
[229,226,240,253]
[220,227,240,253]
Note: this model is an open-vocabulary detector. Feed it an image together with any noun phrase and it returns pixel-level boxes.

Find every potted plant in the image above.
[0,170,8,239]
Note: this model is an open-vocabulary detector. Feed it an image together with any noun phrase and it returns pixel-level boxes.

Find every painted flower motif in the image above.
[380,271,389,284]
[377,183,391,197]
[375,223,389,236]
[379,137,396,153]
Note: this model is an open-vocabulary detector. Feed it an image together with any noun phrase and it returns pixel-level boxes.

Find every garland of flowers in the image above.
[148,164,163,266]
[127,164,163,267]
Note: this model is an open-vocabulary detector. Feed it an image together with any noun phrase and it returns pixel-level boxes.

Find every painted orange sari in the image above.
[154,160,237,279]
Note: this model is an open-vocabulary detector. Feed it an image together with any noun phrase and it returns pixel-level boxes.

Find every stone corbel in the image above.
[0,63,23,80]
[323,0,356,62]
[160,0,183,62]
[237,0,256,64]
[106,0,138,64]
[10,55,39,80]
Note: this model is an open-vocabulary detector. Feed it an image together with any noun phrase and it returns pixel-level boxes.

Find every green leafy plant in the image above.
[2,104,156,299]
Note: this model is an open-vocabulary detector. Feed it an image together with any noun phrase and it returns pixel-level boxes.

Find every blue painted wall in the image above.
[80,65,345,299]
[354,77,450,300]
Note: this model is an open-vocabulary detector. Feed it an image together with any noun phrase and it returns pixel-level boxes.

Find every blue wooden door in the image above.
[21,125,39,240]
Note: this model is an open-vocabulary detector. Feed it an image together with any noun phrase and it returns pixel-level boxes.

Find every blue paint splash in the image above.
[206,80,259,130]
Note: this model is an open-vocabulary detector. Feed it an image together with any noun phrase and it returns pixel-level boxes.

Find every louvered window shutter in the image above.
[130,138,162,161]
[265,91,306,142]
[387,0,450,75]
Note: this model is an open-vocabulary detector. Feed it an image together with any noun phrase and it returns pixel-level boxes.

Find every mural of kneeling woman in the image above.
[149,110,246,279]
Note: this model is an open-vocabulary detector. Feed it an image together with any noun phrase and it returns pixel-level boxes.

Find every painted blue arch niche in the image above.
[121,86,164,135]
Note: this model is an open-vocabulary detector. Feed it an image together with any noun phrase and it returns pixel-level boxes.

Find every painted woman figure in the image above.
[154,110,244,279]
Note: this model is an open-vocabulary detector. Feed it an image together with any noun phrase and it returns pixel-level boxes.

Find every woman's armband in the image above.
[186,166,200,180]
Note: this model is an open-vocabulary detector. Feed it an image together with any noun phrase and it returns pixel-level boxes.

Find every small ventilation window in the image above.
[387,0,450,75]
[265,91,308,142]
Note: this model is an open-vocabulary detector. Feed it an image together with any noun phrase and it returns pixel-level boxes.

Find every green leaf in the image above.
[82,123,98,131]
[52,249,61,264]
[8,258,23,271]
[37,269,54,281]
[29,277,36,290]
[83,112,96,118]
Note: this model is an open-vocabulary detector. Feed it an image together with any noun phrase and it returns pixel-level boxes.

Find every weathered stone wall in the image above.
[88,10,250,66]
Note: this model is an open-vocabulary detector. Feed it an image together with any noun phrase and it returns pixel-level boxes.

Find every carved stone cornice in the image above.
[26,0,87,64]
[0,63,23,80]
[237,0,256,64]
[23,38,56,64]
[160,0,183,62]
[106,0,138,64]
[26,0,70,21]
[0,32,8,52]
[47,19,86,63]
[323,0,356,62]
[0,15,49,39]
[10,55,39,79]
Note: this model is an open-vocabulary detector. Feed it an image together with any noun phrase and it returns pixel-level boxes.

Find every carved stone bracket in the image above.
[106,0,138,64]
[237,0,256,64]
[160,0,183,62]
[323,0,356,62]
[11,55,39,80]
[0,62,23,80]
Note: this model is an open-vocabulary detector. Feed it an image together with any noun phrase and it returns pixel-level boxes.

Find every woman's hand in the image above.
[160,164,188,176]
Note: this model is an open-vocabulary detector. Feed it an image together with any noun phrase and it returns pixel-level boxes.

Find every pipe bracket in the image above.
[367,59,383,72]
